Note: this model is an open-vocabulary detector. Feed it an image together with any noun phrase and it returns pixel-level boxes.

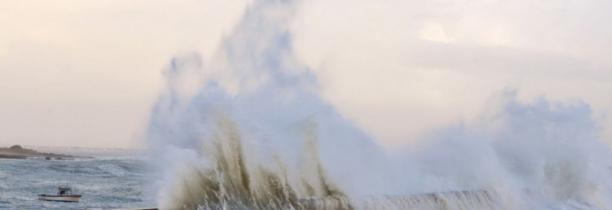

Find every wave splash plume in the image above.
[161,116,350,209]
[146,0,612,209]
[148,0,365,209]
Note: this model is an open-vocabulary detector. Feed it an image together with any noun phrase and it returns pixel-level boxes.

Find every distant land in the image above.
[0,145,84,160]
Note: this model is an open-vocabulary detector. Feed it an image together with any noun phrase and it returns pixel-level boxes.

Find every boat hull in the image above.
[38,194,81,202]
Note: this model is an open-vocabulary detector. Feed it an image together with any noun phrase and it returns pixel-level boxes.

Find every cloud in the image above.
[291,0,612,146]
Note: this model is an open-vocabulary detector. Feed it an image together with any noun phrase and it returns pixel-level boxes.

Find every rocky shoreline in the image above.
[0,145,86,160]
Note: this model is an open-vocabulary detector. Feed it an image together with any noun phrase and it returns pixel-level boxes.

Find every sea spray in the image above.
[146,0,612,209]
[405,94,612,209]
[147,0,377,208]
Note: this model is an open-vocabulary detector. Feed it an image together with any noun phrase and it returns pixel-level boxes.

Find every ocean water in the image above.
[0,156,154,209]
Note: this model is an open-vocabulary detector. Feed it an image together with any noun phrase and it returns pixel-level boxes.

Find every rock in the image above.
[9,145,23,150]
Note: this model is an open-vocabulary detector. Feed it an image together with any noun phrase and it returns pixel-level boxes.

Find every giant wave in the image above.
[146,0,612,209]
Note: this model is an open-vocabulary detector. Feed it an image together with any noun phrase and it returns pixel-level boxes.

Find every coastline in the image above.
[0,145,84,160]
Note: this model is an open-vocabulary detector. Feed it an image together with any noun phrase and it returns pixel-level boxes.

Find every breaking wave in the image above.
[145,0,612,209]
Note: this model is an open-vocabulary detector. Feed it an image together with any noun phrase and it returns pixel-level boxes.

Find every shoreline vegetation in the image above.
[0,145,87,160]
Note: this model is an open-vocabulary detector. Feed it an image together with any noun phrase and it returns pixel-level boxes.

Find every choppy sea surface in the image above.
[0,148,155,210]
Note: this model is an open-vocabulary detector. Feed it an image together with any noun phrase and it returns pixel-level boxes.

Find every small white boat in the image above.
[39,187,81,202]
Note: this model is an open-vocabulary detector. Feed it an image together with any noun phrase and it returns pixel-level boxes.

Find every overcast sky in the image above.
[1,0,611,148]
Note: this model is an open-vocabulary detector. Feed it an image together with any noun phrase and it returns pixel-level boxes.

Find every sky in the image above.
[1,0,611,149]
